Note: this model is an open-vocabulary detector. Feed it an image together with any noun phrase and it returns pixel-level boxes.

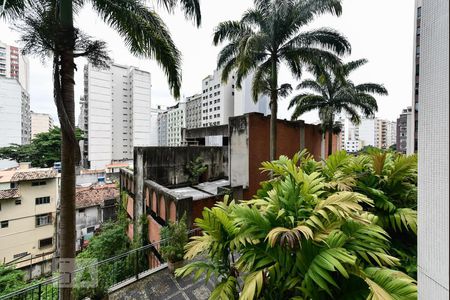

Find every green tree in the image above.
[177,152,417,299]
[0,127,83,168]
[186,157,208,185]
[4,1,201,298]
[289,59,388,156]
[213,0,350,161]
[0,265,26,297]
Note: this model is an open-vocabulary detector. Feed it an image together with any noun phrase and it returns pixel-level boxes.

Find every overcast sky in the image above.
[0,0,415,125]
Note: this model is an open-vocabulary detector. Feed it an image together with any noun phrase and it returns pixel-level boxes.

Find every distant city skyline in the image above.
[0,0,415,125]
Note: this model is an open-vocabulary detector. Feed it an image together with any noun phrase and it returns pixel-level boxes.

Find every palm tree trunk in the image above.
[269,57,278,162]
[327,130,333,157]
[58,1,76,299]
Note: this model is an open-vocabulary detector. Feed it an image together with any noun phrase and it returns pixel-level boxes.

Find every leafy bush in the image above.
[160,214,188,263]
[186,157,208,185]
[177,150,417,299]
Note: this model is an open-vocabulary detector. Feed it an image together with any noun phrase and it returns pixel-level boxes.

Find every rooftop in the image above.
[170,179,230,201]
[0,168,58,183]
[76,183,119,209]
[0,188,20,200]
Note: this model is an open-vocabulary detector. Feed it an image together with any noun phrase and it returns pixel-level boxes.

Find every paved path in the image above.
[109,267,214,300]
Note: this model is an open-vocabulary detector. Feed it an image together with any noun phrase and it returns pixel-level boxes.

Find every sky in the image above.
[0,0,415,125]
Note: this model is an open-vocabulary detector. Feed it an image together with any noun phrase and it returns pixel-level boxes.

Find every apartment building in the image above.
[186,94,203,129]
[396,107,413,154]
[166,102,187,146]
[416,0,449,298]
[80,63,153,170]
[339,117,396,152]
[0,40,29,91]
[158,112,168,146]
[410,1,422,154]
[31,112,54,139]
[0,77,31,148]
[0,164,58,276]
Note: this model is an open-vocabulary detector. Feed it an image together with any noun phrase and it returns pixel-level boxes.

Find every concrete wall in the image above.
[135,146,228,187]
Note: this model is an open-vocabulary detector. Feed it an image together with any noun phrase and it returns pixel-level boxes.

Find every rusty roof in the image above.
[76,184,119,209]
[0,188,20,200]
[11,169,58,182]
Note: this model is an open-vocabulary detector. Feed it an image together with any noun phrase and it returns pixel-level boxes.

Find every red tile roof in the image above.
[75,184,119,209]
[0,188,20,200]
[11,169,58,182]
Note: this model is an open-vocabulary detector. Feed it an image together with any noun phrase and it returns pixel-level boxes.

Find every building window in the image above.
[36,213,52,227]
[87,226,95,233]
[32,181,47,186]
[36,197,51,205]
[39,237,53,249]
[15,199,21,205]
[13,252,28,259]
[1,220,8,228]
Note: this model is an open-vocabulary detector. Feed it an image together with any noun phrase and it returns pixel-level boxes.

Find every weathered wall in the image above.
[135,147,228,187]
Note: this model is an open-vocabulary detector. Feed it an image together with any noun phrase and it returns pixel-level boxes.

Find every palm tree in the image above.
[3,0,201,298]
[213,0,351,161]
[289,59,388,157]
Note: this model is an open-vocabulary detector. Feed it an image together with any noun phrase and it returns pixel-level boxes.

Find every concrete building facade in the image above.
[0,78,31,147]
[186,94,202,129]
[416,0,449,298]
[396,107,413,154]
[167,102,187,146]
[0,40,29,92]
[80,63,152,170]
[0,165,58,277]
[31,112,54,139]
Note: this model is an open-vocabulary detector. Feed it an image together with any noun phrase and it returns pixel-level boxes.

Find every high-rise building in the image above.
[186,94,202,129]
[396,107,413,154]
[166,102,187,146]
[150,107,165,146]
[157,111,168,147]
[0,78,31,148]
[31,112,54,139]
[416,0,449,298]
[339,117,397,152]
[0,40,29,92]
[410,1,421,154]
[80,63,152,170]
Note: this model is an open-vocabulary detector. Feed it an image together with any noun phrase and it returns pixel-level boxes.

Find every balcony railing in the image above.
[0,228,202,300]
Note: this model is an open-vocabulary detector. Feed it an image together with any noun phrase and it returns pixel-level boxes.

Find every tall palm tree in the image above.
[289,59,388,157]
[213,0,351,162]
[3,0,201,298]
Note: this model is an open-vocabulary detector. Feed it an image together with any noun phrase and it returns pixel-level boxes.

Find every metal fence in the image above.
[0,228,202,300]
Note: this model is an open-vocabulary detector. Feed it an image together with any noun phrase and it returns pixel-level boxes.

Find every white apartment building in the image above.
[416,0,449,298]
[150,107,165,146]
[0,164,58,278]
[339,117,397,152]
[0,77,31,147]
[158,112,168,146]
[186,94,203,129]
[31,112,54,139]
[0,40,29,91]
[201,69,269,128]
[396,107,414,154]
[80,63,152,170]
[166,102,187,146]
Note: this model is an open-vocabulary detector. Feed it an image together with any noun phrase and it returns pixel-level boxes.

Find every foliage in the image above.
[177,150,417,299]
[0,265,26,297]
[289,59,388,155]
[0,127,83,168]
[213,0,350,160]
[160,214,189,263]
[186,157,208,185]
[74,220,131,300]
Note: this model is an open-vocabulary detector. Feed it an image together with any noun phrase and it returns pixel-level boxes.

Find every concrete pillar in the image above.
[134,148,145,245]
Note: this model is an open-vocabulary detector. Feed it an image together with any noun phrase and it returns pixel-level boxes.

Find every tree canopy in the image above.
[0,127,83,168]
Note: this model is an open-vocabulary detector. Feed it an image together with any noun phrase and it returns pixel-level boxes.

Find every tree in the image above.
[289,59,388,157]
[3,0,201,298]
[0,265,26,297]
[213,0,350,162]
[177,151,417,299]
[0,127,83,168]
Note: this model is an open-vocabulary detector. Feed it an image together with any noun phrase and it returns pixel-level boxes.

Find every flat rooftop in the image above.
[170,179,230,200]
